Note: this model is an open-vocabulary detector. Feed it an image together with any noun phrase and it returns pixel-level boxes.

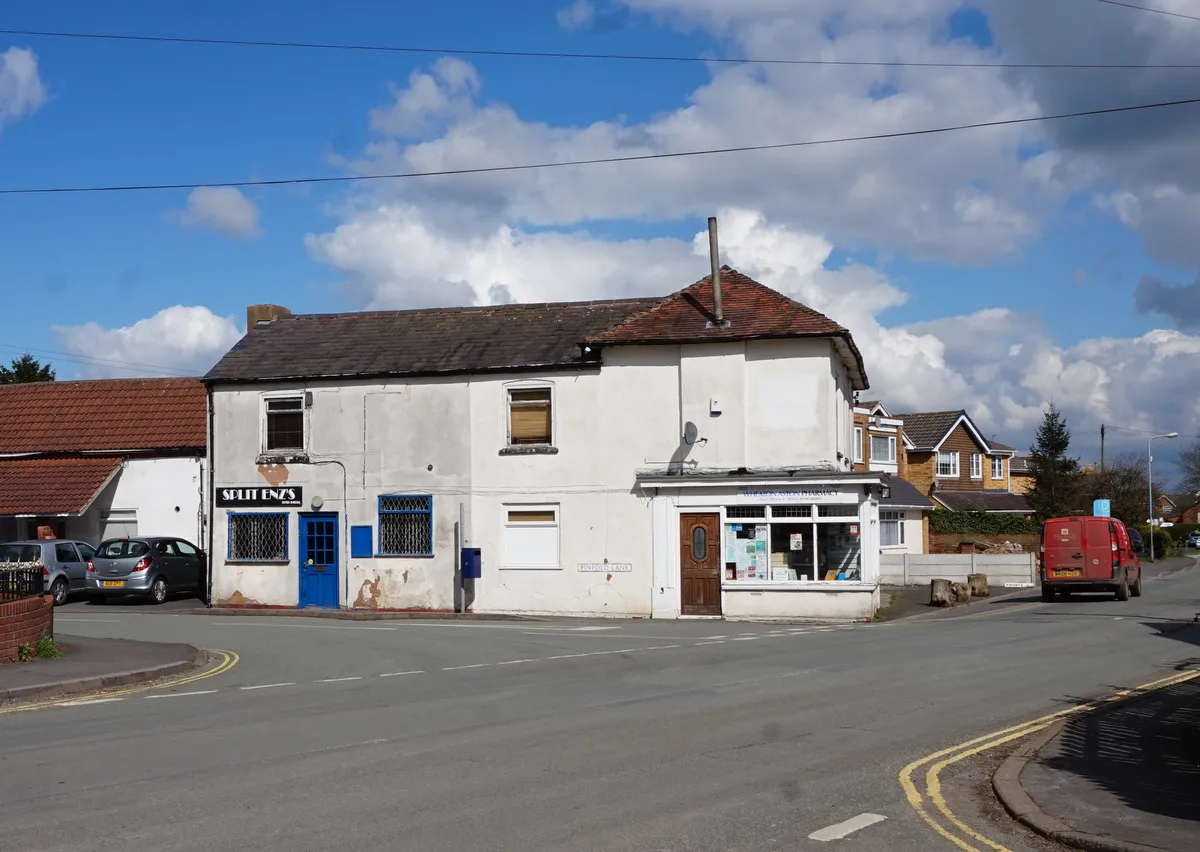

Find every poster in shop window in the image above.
[753,526,769,579]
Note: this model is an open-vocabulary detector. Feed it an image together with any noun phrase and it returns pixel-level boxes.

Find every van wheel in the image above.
[1115,573,1130,602]
[1041,585,1056,602]
[1130,572,1143,598]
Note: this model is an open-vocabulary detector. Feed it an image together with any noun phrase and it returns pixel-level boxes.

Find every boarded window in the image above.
[265,397,304,451]
[378,495,433,556]
[228,513,288,562]
[504,507,559,567]
[508,388,552,445]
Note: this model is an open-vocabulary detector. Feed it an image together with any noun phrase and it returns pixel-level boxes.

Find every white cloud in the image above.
[50,306,242,378]
[369,58,482,138]
[0,47,47,133]
[178,187,262,238]
[557,1,596,31]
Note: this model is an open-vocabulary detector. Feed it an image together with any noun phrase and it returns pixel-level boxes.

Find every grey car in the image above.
[86,537,206,604]
[0,540,96,606]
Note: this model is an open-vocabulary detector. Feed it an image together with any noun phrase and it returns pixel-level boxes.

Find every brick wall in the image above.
[930,533,1039,555]
[0,595,54,663]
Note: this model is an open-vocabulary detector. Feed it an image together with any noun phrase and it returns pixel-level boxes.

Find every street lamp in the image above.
[1147,432,1180,562]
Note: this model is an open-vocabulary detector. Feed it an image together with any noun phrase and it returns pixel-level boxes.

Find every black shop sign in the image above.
[216,486,303,508]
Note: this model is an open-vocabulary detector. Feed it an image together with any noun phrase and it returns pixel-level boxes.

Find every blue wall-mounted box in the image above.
[461,547,482,579]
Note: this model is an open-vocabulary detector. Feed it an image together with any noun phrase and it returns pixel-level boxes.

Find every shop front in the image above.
[645,472,885,622]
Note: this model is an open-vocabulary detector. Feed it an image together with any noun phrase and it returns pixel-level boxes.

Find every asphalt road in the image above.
[4,556,1199,852]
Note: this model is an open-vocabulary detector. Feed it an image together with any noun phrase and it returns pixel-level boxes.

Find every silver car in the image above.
[0,540,96,606]
[86,537,206,604]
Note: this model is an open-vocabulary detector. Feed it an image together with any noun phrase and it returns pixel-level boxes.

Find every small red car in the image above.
[1039,515,1143,602]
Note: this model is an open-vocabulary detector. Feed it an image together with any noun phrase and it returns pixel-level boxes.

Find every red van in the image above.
[1039,516,1143,602]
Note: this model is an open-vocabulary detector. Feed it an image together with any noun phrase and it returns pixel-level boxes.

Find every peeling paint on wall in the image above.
[355,576,382,609]
[219,590,262,607]
[257,463,289,486]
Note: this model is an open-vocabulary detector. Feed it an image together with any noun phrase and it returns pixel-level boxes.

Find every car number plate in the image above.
[1053,569,1081,578]
[102,580,124,588]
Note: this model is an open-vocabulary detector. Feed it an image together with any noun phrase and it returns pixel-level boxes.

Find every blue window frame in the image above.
[227,512,289,562]
[378,495,433,556]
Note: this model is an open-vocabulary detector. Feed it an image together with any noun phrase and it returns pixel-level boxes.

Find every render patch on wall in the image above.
[756,374,819,431]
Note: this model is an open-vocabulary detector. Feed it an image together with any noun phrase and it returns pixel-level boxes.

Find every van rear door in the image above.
[1083,519,1115,580]
[1044,519,1085,579]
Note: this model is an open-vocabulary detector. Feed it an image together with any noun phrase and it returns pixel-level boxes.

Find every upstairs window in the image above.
[870,435,897,463]
[970,453,983,479]
[853,427,863,463]
[991,456,1004,479]
[264,397,304,451]
[937,451,960,477]
[508,387,553,446]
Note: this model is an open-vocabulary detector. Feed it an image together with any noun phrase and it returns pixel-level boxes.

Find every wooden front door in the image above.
[680,513,722,616]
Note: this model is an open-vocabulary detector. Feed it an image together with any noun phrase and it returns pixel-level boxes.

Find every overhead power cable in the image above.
[3,26,1200,69]
[2,95,1199,196]
[1081,0,1200,23]
[0,343,197,377]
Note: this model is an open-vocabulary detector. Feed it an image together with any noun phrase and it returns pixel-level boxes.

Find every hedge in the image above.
[929,511,1042,536]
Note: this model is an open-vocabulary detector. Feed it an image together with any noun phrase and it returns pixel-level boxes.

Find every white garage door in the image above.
[101,510,138,541]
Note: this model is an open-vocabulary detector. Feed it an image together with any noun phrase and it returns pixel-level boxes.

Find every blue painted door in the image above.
[299,514,339,609]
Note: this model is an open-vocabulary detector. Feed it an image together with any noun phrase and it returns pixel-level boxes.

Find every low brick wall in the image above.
[930,533,1039,554]
[0,595,54,663]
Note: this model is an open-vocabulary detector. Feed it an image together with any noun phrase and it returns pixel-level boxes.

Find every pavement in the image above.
[0,554,1196,852]
[995,650,1200,852]
[0,635,206,705]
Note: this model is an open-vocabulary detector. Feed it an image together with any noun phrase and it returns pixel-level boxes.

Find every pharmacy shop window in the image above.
[723,504,863,583]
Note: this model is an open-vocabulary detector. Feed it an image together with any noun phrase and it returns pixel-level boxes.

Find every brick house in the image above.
[892,410,1032,515]
[1008,454,1034,495]
[0,379,207,547]
[1161,493,1200,524]
[852,400,932,553]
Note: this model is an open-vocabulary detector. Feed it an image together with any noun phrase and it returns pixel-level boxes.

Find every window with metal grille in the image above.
[228,513,288,562]
[726,506,767,519]
[508,387,552,445]
[770,505,812,518]
[264,397,304,451]
[818,505,859,517]
[880,510,905,547]
[378,495,433,556]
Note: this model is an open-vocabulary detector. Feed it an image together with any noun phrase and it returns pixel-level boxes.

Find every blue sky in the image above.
[1,0,1198,469]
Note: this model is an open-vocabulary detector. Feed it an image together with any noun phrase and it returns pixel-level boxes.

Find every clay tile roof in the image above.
[0,379,206,453]
[892,411,966,450]
[988,441,1015,452]
[932,490,1033,514]
[206,268,869,389]
[588,267,867,388]
[0,457,123,515]
[206,298,660,383]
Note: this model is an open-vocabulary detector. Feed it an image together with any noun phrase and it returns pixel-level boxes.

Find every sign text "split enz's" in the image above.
[216,487,303,508]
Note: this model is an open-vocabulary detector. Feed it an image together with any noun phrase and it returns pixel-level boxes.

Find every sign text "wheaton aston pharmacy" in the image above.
[216,487,303,508]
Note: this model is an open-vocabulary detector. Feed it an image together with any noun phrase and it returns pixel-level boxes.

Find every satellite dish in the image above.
[683,422,699,445]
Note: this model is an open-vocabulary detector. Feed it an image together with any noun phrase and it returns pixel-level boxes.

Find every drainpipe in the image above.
[205,384,216,607]
[708,216,723,324]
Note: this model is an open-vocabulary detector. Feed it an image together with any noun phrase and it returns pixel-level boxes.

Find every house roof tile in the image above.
[0,379,206,453]
[0,457,123,515]
[880,477,935,510]
[207,268,868,389]
[932,490,1033,513]
[1010,454,1033,473]
[989,441,1015,452]
[893,410,966,450]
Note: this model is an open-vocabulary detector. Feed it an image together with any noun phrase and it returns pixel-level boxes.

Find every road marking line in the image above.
[379,670,424,677]
[731,636,760,641]
[496,659,536,665]
[700,634,728,639]
[0,648,239,716]
[215,621,397,631]
[900,666,1200,852]
[442,663,490,670]
[695,640,726,645]
[146,690,218,699]
[56,618,121,623]
[546,653,588,659]
[808,813,888,842]
[55,697,124,706]
[317,676,363,683]
[239,682,295,691]
[642,645,681,650]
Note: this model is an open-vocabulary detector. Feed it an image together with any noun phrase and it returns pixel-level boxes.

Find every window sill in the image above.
[257,452,310,465]
[499,445,559,456]
[723,580,876,591]
[226,559,289,565]
[499,564,563,571]
[373,553,435,559]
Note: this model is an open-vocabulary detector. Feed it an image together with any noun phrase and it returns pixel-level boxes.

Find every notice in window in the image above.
[789,533,804,551]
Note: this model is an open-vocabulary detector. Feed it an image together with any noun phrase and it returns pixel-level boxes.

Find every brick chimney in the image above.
[247,304,292,329]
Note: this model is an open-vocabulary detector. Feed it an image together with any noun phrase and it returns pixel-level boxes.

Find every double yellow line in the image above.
[899,665,1200,851]
[0,648,239,716]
